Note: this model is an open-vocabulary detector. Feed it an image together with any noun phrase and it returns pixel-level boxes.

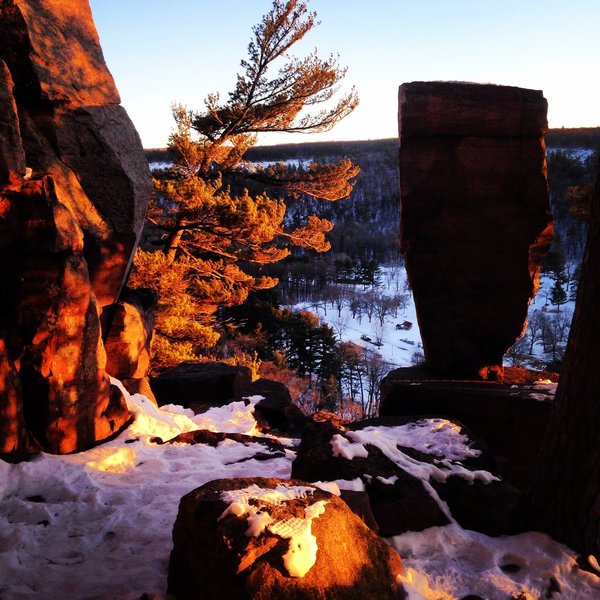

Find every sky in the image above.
[88,0,600,148]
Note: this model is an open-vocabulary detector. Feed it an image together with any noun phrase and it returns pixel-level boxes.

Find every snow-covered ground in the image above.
[2,381,599,599]
[294,266,423,368]
[295,263,577,372]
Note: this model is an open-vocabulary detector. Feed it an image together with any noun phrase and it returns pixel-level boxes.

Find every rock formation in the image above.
[291,413,515,536]
[0,0,151,458]
[398,81,553,377]
[101,288,157,401]
[168,477,404,599]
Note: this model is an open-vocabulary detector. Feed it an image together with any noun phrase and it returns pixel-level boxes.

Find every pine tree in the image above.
[549,279,568,310]
[132,0,359,370]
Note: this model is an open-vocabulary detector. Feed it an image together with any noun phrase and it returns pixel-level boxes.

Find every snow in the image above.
[269,500,328,578]
[293,265,424,368]
[219,483,328,577]
[1,382,599,598]
[391,525,600,600]
[343,423,496,485]
[330,433,369,459]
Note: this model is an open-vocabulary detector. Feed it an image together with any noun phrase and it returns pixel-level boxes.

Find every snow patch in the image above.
[330,433,369,459]
[219,484,328,578]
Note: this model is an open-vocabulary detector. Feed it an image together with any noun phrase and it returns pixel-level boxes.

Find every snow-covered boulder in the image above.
[291,414,516,536]
[168,477,404,599]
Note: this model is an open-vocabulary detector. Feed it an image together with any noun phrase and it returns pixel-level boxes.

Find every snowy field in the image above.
[293,266,423,368]
[2,381,599,599]
[295,263,577,373]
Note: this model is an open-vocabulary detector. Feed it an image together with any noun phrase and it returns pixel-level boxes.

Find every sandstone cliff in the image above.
[0,0,151,458]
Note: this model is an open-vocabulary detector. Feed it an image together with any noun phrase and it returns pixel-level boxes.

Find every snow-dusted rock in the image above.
[291,414,515,536]
[168,477,404,599]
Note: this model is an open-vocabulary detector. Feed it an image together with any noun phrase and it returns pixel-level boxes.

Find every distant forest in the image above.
[144,127,600,165]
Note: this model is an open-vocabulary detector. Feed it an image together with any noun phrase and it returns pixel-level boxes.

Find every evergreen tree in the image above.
[549,279,568,310]
[132,0,359,369]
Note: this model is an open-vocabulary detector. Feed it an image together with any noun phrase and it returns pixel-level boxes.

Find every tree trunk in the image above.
[166,227,184,266]
[518,165,600,557]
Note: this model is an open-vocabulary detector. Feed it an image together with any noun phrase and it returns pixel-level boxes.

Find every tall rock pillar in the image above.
[398,82,552,377]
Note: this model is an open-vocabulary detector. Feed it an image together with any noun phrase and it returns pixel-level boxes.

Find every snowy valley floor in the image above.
[1,381,599,599]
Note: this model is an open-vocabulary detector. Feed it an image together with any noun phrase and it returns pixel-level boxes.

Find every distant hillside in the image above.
[144,129,599,163]
[545,127,600,149]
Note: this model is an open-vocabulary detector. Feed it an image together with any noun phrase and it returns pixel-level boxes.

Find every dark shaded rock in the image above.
[291,417,449,535]
[0,339,40,461]
[380,366,556,489]
[398,81,552,377]
[367,468,449,536]
[0,60,25,185]
[433,475,521,536]
[151,361,253,411]
[338,490,379,532]
[168,477,404,600]
[164,429,287,461]
[244,378,309,434]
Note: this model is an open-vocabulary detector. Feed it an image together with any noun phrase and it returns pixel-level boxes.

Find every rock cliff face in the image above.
[0,0,151,458]
[398,82,552,377]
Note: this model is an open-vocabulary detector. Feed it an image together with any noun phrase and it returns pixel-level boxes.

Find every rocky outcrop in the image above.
[0,0,150,457]
[0,0,151,306]
[291,414,512,536]
[168,477,404,600]
[379,366,557,489]
[151,362,253,411]
[101,288,156,401]
[398,81,552,377]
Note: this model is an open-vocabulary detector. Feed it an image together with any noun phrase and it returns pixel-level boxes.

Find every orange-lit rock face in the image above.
[0,0,151,307]
[398,82,552,377]
[0,0,147,456]
[168,478,404,600]
[0,0,119,107]
[0,178,129,455]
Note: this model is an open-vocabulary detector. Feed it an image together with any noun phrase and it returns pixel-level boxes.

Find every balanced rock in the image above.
[398,81,552,377]
[0,0,150,456]
[168,477,404,600]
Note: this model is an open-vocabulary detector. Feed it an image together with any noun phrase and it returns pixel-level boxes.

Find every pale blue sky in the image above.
[89,0,600,148]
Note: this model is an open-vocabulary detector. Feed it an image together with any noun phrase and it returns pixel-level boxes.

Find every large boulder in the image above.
[168,477,404,600]
[291,414,510,536]
[398,81,552,377]
[0,177,130,453]
[0,0,150,456]
[151,362,253,411]
[0,0,151,306]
